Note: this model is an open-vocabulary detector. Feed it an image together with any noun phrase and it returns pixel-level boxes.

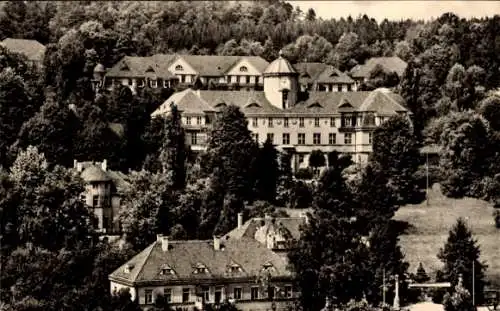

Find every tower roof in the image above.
[263,51,298,77]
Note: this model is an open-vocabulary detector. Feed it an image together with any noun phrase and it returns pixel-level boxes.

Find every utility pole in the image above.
[426,151,429,206]
[382,268,386,306]
[473,260,476,306]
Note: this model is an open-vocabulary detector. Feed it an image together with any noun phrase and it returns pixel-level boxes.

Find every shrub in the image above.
[294,167,314,180]
[494,209,500,229]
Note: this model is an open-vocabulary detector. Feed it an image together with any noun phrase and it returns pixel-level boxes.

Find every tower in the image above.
[263,50,299,110]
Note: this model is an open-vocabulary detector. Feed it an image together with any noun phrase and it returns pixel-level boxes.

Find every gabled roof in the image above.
[264,54,297,76]
[106,55,178,79]
[224,217,304,242]
[358,88,407,113]
[152,89,216,117]
[176,55,269,76]
[198,90,283,115]
[0,38,46,62]
[109,237,292,285]
[350,56,408,78]
[294,63,329,84]
[315,66,355,84]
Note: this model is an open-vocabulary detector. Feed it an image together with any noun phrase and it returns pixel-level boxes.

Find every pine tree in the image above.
[437,218,487,304]
[254,138,279,203]
[159,103,187,190]
[415,263,431,283]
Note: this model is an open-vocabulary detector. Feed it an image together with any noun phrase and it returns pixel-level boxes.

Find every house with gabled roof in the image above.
[109,234,297,311]
[294,62,357,92]
[151,52,411,170]
[0,38,46,67]
[349,56,408,85]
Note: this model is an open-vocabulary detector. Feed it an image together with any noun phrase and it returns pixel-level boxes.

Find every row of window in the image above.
[250,116,377,128]
[184,116,206,126]
[144,285,293,305]
[253,132,373,145]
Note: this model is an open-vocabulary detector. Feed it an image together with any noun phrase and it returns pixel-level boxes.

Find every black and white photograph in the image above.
[0,1,499,311]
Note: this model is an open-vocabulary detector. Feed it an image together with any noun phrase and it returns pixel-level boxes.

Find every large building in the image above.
[350,56,408,85]
[109,233,297,311]
[74,160,129,234]
[151,52,410,170]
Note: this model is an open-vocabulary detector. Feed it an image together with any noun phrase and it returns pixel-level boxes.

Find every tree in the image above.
[309,150,326,173]
[305,8,316,21]
[158,104,187,190]
[281,35,333,63]
[254,138,279,203]
[443,278,475,311]
[437,218,487,305]
[370,115,423,205]
[17,99,77,167]
[205,105,258,201]
[414,263,431,283]
[479,95,500,132]
[329,32,363,71]
[118,170,177,251]
[9,146,95,251]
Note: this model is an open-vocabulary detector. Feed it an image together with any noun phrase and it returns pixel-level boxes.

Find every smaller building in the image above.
[294,62,357,92]
[350,56,408,85]
[109,234,296,311]
[0,38,46,68]
[74,160,129,234]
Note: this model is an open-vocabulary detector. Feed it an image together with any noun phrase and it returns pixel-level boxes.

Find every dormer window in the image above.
[146,66,155,73]
[120,62,129,71]
[263,262,274,269]
[193,263,208,274]
[229,263,242,273]
[150,79,158,88]
[175,65,184,71]
[160,264,174,275]
[124,263,134,274]
[239,66,248,72]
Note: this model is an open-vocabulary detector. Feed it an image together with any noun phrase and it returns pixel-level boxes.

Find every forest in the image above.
[0,1,499,311]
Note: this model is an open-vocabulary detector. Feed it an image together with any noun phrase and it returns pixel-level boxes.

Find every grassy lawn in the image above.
[393,184,500,287]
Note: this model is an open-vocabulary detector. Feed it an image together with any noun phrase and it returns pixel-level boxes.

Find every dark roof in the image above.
[0,38,46,62]
[81,165,112,182]
[109,237,292,285]
[294,63,354,85]
[350,56,408,78]
[315,66,355,84]
[180,55,269,76]
[152,88,409,117]
[224,217,304,242]
[106,54,269,80]
[106,55,178,79]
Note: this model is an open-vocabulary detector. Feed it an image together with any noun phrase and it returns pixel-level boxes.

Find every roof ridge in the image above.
[130,242,157,282]
[380,90,407,111]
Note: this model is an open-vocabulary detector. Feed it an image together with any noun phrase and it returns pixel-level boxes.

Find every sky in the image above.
[287,1,500,22]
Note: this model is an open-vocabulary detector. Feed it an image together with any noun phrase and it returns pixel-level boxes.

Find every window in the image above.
[164,288,172,302]
[205,116,211,124]
[191,133,198,145]
[92,184,98,189]
[180,75,185,83]
[251,287,259,300]
[298,154,304,163]
[252,133,259,143]
[214,287,222,303]
[252,118,258,127]
[246,76,250,84]
[145,290,153,304]
[347,84,352,91]
[267,133,274,144]
[282,133,290,145]
[202,286,210,302]
[299,117,304,128]
[313,133,321,145]
[330,117,336,127]
[196,116,202,125]
[185,117,191,125]
[175,65,184,71]
[314,117,320,127]
[341,115,356,127]
[182,288,190,302]
[138,79,145,87]
[239,66,248,72]
[329,133,336,145]
[233,287,242,300]
[298,133,305,145]
[163,80,170,88]
[368,132,373,144]
[92,195,99,207]
[150,79,157,88]
[284,117,289,128]
[268,287,275,300]
[284,286,292,298]
[282,90,289,109]
[268,117,273,128]
[337,85,342,92]
[344,133,353,145]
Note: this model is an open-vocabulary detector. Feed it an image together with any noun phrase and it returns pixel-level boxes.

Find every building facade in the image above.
[151,53,410,170]
[109,233,297,311]
[74,160,129,234]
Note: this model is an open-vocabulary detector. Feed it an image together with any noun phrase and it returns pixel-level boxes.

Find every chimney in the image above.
[101,159,107,171]
[157,234,169,252]
[213,236,221,251]
[73,159,78,169]
[237,212,243,229]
